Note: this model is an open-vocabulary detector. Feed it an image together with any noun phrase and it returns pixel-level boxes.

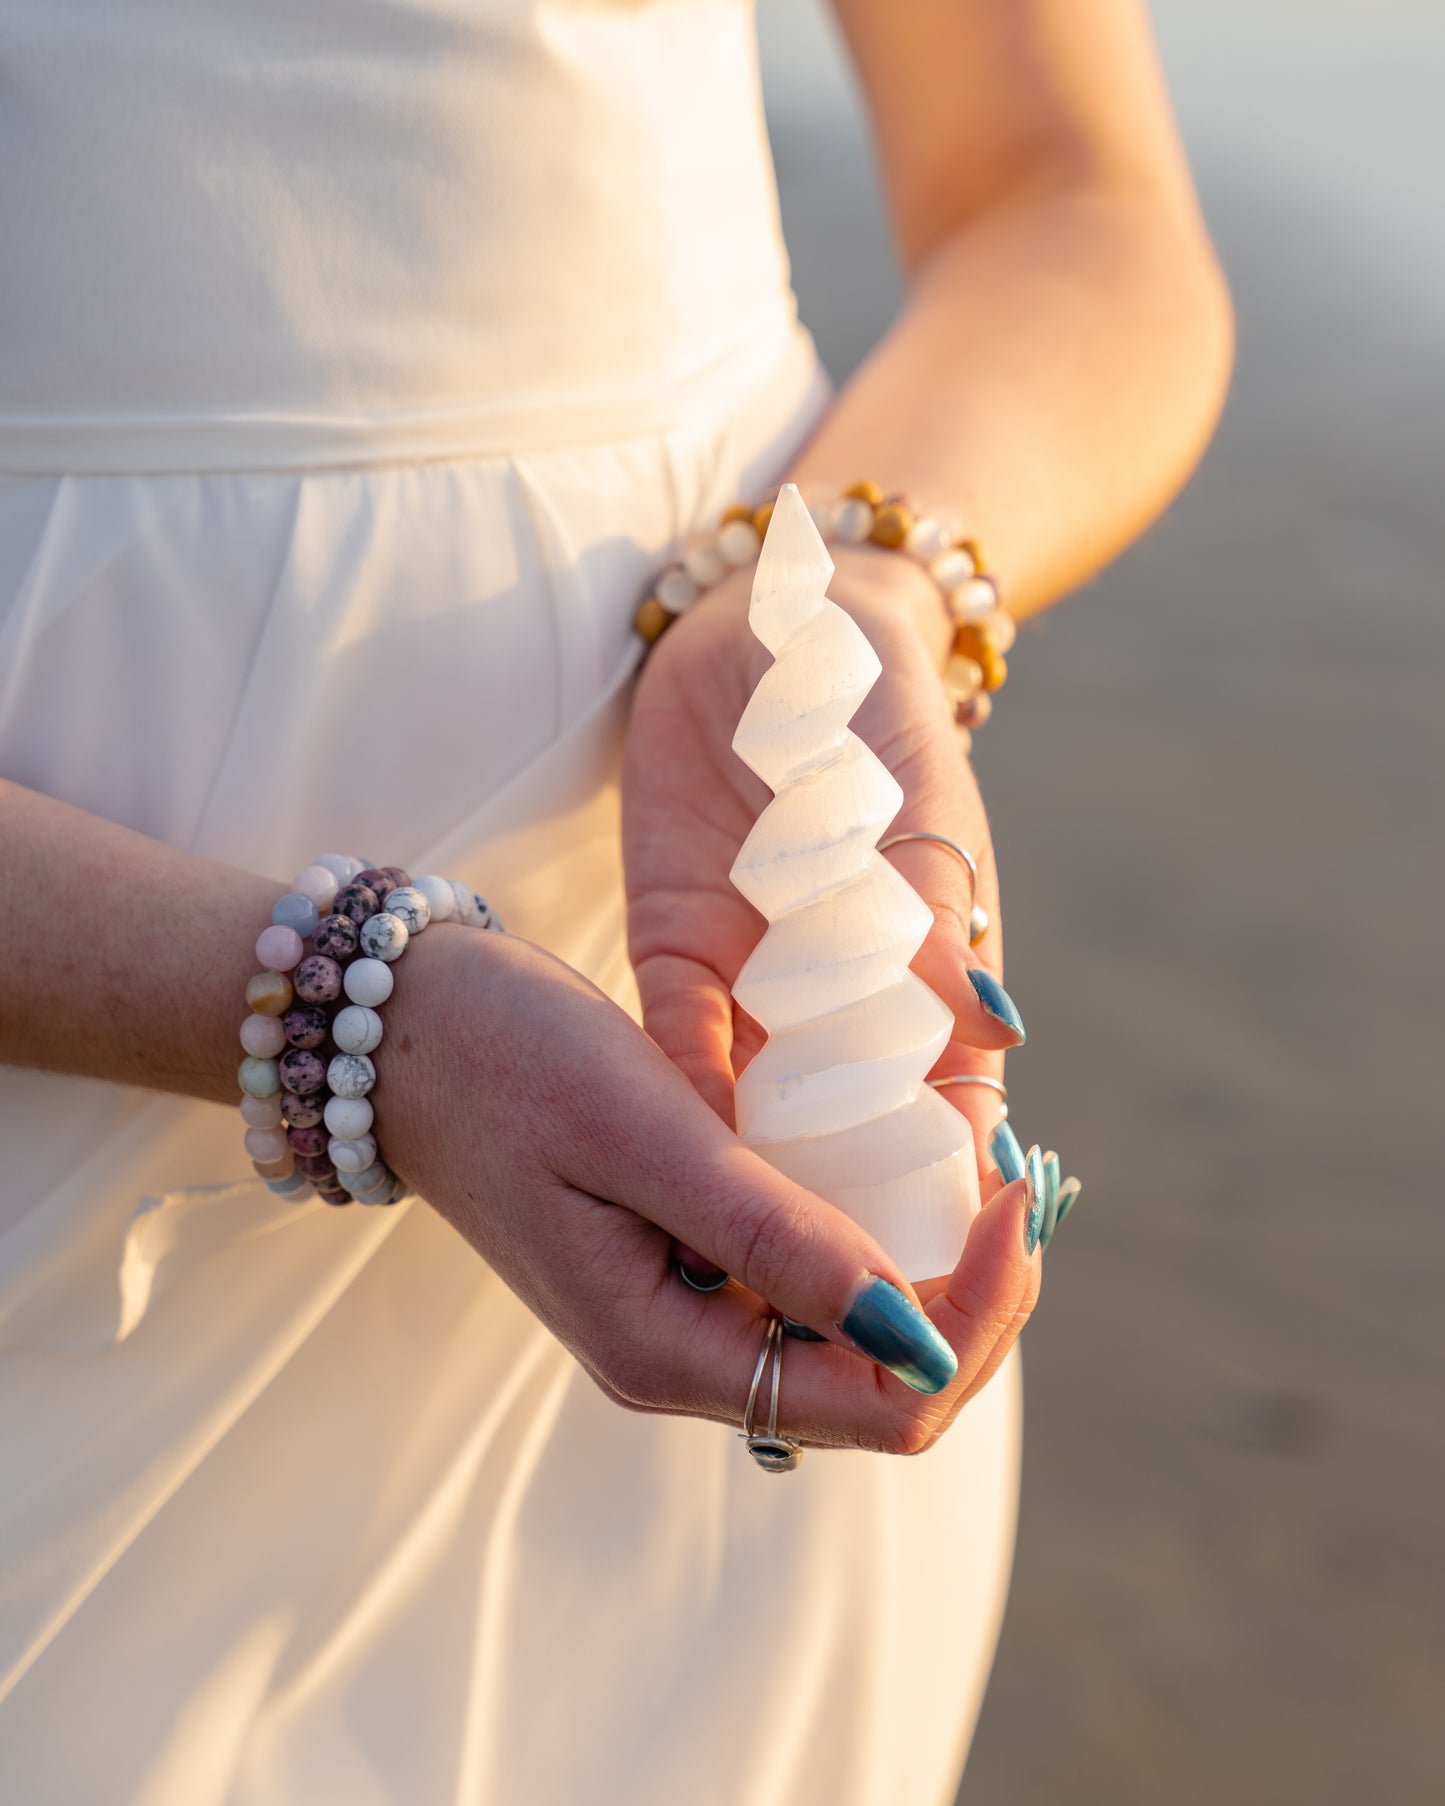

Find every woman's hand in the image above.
[381,921,1041,1454]
[621,548,1025,1168]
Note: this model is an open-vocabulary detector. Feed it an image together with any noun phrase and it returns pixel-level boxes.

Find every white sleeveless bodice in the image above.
[0,0,798,470]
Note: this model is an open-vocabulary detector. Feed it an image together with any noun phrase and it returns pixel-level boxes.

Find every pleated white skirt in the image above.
[0,320,1021,1806]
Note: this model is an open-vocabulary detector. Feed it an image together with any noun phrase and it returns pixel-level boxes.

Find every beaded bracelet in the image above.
[632,479,1018,749]
[237,855,504,1208]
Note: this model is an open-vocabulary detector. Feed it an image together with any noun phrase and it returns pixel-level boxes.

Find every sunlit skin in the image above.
[2,0,1229,1452]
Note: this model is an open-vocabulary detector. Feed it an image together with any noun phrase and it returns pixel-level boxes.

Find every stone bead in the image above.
[752,501,775,539]
[904,515,952,563]
[978,649,1008,692]
[342,957,394,1008]
[955,690,993,729]
[957,536,988,575]
[240,1092,284,1129]
[296,1153,338,1180]
[282,1003,330,1050]
[238,1056,281,1099]
[287,1124,330,1157]
[360,911,408,962]
[245,970,293,1017]
[983,609,1016,654]
[412,875,455,923]
[953,614,1015,663]
[383,886,430,934]
[327,1051,376,1099]
[954,724,974,756]
[291,863,340,911]
[333,882,381,925]
[929,546,977,592]
[253,1155,293,1180]
[634,596,671,644]
[316,852,364,883]
[683,538,728,587]
[473,895,503,931]
[946,576,1000,624]
[332,1003,384,1055]
[293,955,343,1005]
[655,568,699,614]
[318,1188,354,1208]
[843,478,884,507]
[381,866,412,893]
[271,892,320,939]
[329,1133,378,1174]
[281,1093,326,1129]
[239,1013,286,1058]
[869,502,913,549]
[354,868,395,903]
[313,912,360,962]
[243,1125,289,1163]
[807,501,834,537]
[830,497,874,543]
[266,1171,309,1198]
[344,1160,388,1193]
[279,1047,328,1095]
[943,653,985,698]
[255,924,304,972]
[717,518,763,566]
[448,881,479,925]
[325,1094,374,1139]
[719,502,753,524]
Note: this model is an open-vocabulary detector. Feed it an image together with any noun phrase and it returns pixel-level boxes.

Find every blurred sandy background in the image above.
[758,4,1444,1801]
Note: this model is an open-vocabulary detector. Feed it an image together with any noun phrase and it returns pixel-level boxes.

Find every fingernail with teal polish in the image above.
[1054,1177,1082,1232]
[839,1278,958,1396]
[990,1120,1025,1184]
[1023,1145,1047,1256]
[781,1316,828,1342]
[967,969,1026,1045]
[1039,1151,1062,1250]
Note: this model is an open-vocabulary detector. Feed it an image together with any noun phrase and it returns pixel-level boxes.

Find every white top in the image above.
[0,0,799,470]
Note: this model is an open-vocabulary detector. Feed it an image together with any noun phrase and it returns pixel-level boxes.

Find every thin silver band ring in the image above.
[741,1317,802,1474]
[928,1072,1008,1119]
[877,831,989,945]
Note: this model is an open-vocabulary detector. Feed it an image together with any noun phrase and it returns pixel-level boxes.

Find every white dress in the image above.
[0,3,1022,1802]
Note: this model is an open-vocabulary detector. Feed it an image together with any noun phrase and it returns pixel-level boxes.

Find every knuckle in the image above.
[863,1408,942,1459]
[721,1186,814,1302]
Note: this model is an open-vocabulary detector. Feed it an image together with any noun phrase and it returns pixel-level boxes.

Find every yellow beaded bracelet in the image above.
[633,480,1017,746]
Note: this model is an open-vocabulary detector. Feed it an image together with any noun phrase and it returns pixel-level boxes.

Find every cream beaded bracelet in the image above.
[238,854,504,1207]
[633,479,1018,749]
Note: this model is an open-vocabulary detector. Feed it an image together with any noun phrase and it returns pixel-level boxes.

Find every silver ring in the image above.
[928,1072,1008,1120]
[877,832,989,945]
[741,1317,802,1474]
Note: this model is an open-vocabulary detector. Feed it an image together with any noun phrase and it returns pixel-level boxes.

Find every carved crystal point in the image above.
[729,485,980,1281]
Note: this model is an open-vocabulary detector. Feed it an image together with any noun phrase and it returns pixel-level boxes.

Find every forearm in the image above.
[788,175,1233,619]
[0,780,277,1103]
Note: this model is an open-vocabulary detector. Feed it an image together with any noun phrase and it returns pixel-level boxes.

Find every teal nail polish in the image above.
[966,969,1026,1045]
[781,1316,828,1342]
[1023,1145,1046,1255]
[839,1278,957,1396]
[1054,1177,1082,1231]
[1039,1151,1062,1249]
[990,1120,1025,1184]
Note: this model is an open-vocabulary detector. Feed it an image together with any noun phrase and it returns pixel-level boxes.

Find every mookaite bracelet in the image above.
[633,479,1018,749]
[237,855,504,1207]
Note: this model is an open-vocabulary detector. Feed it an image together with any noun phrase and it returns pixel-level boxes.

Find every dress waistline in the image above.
[0,311,820,479]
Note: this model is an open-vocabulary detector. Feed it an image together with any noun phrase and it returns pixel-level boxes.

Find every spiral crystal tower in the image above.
[729,485,980,1281]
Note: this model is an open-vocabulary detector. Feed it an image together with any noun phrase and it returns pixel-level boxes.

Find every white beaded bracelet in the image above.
[633,480,1017,750]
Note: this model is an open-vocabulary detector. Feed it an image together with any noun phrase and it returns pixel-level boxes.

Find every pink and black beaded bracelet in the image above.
[237,855,503,1207]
